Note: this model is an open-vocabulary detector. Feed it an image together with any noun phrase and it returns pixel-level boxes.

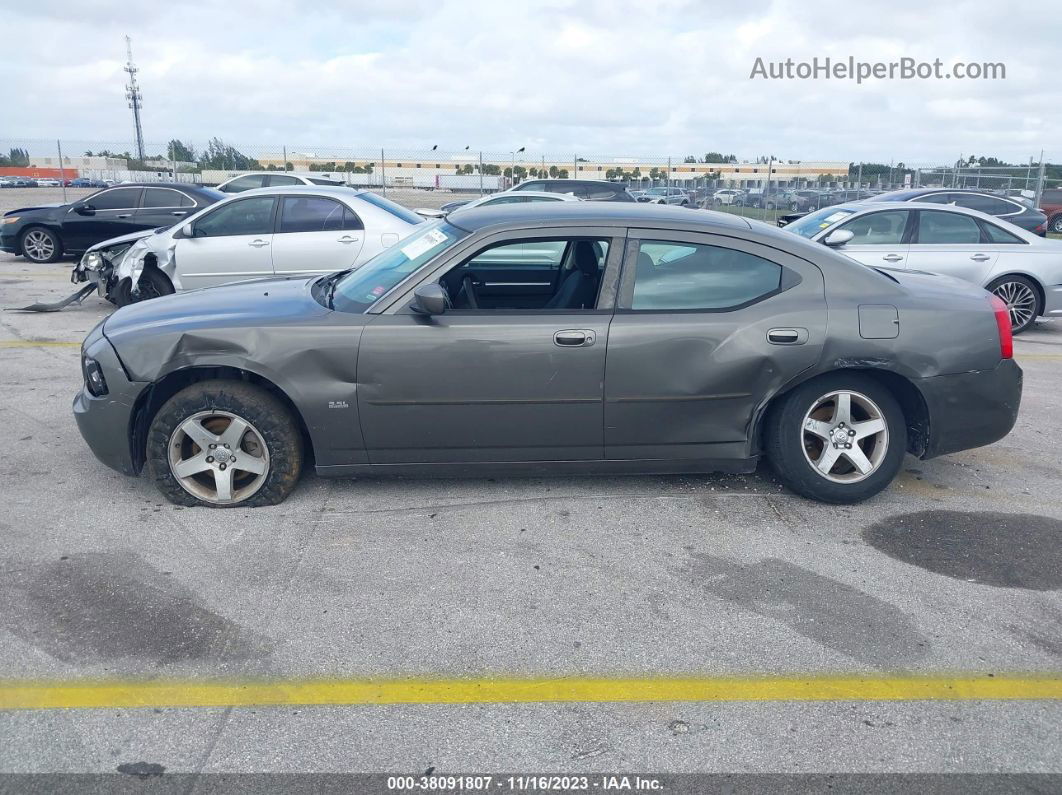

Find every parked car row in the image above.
[0,176,115,188]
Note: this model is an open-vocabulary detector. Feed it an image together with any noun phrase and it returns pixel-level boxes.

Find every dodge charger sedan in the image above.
[74,204,1021,508]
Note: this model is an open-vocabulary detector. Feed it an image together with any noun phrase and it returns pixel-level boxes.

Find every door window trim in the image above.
[616,228,802,314]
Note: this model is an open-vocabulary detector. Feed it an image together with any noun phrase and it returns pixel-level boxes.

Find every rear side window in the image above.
[279,196,362,233]
[267,174,301,186]
[915,211,981,244]
[356,191,424,225]
[516,181,545,192]
[981,221,1024,244]
[951,194,1020,216]
[629,240,782,311]
[141,188,185,208]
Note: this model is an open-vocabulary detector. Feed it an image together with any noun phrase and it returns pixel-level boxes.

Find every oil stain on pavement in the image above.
[863,511,1062,591]
[0,551,273,664]
[688,555,929,666]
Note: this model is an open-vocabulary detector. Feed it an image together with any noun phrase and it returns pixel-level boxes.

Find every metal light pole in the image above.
[510,146,524,188]
[56,140,67,202]
[381,148,386,196]
[479,151,484,196]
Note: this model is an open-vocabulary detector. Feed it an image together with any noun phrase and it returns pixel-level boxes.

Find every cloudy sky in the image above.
[1,0,1058,165]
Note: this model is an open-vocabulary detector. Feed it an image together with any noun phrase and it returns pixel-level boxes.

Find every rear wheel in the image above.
[987,275,1041,334]
[765,373,906,504]
[21,227,61,263]
[1051,215,1062,234]
[146,381,303,508]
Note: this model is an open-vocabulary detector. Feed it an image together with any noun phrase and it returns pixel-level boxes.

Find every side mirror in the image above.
[411,283,449,315]
[823,229,854,247]
[74,203,95,215]
[172,223,191,239]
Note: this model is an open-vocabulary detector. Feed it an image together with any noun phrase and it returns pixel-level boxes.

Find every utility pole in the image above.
[1034,150,1046,207]
[124,35,146,161]
[479,151,484,196]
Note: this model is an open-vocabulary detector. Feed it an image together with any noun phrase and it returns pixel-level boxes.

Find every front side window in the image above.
[193,197,276,238]
[221,175,267,193]
[89,187,142,210]
[332,222,465,313]
[915,210,981,244]
[278,196,361,233]
[837,211,909,244]
[629,240,782,311]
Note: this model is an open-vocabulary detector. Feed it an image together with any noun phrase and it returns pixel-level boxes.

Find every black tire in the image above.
[986,274,1041,334]
[1051,215,1062,234]
[138,268,175,301]
[20,226,62,263]
[765,373,907,504]
[112,278,133,307]
[146,380,303,508]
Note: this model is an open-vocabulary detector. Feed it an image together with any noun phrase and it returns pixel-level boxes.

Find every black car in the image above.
[1,183,226,263]
[863,188,1048,236]
[511,179,635,202]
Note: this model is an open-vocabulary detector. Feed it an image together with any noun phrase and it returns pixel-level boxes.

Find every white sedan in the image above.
[785,200,1062,333]
[74,186,423,305]
[413,190,579,218]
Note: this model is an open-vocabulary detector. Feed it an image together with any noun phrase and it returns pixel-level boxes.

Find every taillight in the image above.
[1034,222,1046,235]
[988,294,1013,359]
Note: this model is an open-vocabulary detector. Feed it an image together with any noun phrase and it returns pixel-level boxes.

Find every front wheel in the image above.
[21,227,62,263]
[987,275,1041,334]
[146,381,303,507]
[765,374,906,503]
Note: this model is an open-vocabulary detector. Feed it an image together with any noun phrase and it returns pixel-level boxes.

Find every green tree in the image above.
[166,139,195,162]
[0,147,29,166]
[197,138,261,170]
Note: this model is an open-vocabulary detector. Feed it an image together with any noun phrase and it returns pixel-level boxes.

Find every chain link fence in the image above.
[1,138,1058,227]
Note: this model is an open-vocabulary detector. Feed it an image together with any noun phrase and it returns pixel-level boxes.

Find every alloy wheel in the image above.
[23,230,55,262]
[167,410,270,504]
[992,280,1037,331]
[801,390,889,484]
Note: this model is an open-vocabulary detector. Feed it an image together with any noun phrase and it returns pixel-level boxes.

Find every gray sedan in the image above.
[74,204,1021,508]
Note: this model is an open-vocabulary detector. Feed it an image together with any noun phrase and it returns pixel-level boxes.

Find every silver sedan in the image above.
[785,201,1062,333]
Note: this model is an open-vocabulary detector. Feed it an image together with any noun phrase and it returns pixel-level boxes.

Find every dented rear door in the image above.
[603,229,826,460]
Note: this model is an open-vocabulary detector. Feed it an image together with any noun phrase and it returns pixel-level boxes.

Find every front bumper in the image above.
[0,231,19,254]
[72,325,147,476]
[919,358,1022,459]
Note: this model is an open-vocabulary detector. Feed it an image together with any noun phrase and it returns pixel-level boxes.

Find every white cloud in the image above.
[0,0,1057,164]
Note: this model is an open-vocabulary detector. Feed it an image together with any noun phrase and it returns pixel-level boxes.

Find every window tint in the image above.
[90,187,142,210]
[916,210,981,244]
[919,192,959,205]
[194,197,276,237]
[484,195,528,205]
[178,192,196,207]
[308,177,344,185]
[279,196,362,233]
[267,174,301,186]
[467,240,571,268]
[221,175,267,193]
[950,194,1019,216]
[631,240,782,310]
[141,188,185,209]
[517,181,545,192]
[526,195,562,203]
[981,221,1024,244]
[585,185,623,200]
[356,191,424,225]
[838,211,909,244]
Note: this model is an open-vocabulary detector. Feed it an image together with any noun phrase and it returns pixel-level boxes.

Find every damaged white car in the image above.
[71,185,424,306]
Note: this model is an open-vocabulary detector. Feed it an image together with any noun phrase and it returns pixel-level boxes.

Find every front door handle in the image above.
[767,327,809,345]
[248,239,270,248]
[116,213,133,219]
[337,235,360,244]
[882,254,904,262]
[170,211,187,216]
[970,253,991,262]
[554,329,596,348]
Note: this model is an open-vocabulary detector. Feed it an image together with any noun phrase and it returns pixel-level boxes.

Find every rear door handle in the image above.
[170,211,187,217]
[116,213,132,219]
[554,329,596,347]
[970,254,991,262]
[248,239,270,248]
[767,327,809,345]
[338,235,360,244]
[881,254,904,262]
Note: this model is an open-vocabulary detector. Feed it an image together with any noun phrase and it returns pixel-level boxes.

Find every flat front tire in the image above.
[146,381,303,508]
[765,373,907,504]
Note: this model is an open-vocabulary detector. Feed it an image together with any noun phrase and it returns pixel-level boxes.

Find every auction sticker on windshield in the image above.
[401,227,450,260]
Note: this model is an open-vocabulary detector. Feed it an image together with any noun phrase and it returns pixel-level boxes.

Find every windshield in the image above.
[785,207,855,238]
[647,188,668,195]
[331,221,465,313]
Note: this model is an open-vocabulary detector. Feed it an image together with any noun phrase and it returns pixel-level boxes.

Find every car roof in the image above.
[445,201,751,233]
[484,191,580,200]
[220,185,364,200]
[219,171,342,180]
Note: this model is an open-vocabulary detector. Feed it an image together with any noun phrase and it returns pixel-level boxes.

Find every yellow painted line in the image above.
[0,340,80,348]
[1015,353,1062,360]
[1,675,1060,711]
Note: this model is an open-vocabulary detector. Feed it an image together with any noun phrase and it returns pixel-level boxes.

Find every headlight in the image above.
[1,216,19,224]
[82,356,108,397]
[82,251,102,271]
